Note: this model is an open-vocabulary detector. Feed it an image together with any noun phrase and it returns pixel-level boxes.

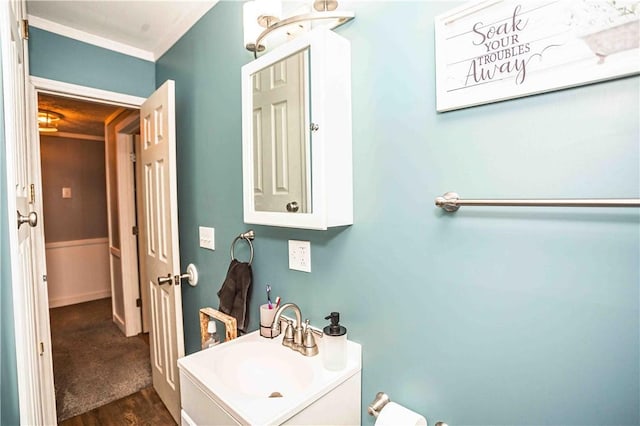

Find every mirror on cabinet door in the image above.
[252,48,311,215]
[241,28,353,230]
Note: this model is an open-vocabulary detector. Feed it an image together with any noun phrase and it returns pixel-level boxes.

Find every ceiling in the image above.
[29,1,219,137]
[26,0,219,61]
[38,93,126,136]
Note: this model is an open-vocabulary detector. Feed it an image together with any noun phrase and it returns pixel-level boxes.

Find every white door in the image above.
[2,0,56,423]
[252,49,309,213]
[139,80,184,423]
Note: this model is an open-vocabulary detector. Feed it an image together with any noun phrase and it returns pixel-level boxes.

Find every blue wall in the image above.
[0,40,20,426]
[158,1,639,425]
[29,27,155,98]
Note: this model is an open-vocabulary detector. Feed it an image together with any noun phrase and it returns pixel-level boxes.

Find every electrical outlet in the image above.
[62,187,72,198]
[199,226,215,250]
[288,240,311,272]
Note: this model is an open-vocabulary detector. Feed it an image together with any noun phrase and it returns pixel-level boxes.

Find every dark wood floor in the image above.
[59,386,176,426]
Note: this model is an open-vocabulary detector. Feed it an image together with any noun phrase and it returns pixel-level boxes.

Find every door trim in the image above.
[113,112,143,336]
[30,76,146,107]
[20,76,145,422]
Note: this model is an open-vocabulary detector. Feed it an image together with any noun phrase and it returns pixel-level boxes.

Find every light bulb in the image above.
[243,1,265,52]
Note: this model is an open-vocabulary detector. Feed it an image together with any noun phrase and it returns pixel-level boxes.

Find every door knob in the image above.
[17,210,38,229]
[286,201,299,212]
[157,274,173,285]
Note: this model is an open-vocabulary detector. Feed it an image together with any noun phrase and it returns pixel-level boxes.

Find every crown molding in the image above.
[27,15,155,62]
[39,132,104,141]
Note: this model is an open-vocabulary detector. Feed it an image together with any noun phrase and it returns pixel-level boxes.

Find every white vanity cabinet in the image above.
[241,28,353,230]
[177,331,362,425]
[180,373,240,426]
[180,368,362,426]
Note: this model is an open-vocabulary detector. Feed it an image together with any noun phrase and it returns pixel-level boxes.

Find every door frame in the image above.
[1,1,52,423]
[112,112,146,335]
[20,76,145,421]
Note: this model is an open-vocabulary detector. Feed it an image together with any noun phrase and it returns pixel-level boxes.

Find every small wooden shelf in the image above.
[199,307,237,347]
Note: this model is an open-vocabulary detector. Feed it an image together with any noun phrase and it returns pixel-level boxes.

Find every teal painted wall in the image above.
[0,41,21,426]
[29,27,155,98]
[158,1,639,424]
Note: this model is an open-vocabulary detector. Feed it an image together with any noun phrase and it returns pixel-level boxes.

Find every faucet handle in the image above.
[301,319,319,356]
[282,319,295,348]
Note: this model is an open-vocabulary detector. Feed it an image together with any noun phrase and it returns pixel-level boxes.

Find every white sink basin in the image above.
[213,340,314,398]
[178,330,362,425]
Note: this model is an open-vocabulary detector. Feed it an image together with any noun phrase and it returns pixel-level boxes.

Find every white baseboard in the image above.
[48,290,112,309]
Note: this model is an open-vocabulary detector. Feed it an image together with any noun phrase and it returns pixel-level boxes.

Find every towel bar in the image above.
[435,192,640,212]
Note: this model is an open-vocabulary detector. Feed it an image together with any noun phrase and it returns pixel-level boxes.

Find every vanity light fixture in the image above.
[243,0,354,57]
[38,109,63,133]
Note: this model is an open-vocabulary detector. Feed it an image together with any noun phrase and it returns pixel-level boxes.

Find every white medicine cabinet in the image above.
[241,28,353,230]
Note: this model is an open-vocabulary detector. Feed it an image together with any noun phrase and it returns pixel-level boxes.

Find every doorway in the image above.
[36,91,152,421]
[38,93,121,308]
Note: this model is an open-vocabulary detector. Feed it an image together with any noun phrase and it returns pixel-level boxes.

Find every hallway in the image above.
[50,298,154,422]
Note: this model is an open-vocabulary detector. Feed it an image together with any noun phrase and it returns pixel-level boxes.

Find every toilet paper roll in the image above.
[374,402,427,426]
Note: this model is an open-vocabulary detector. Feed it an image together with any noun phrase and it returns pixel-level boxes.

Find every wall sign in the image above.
[435,0,640,112]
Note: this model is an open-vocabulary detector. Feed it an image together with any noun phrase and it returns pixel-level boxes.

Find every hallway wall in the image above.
[40,136,108,242]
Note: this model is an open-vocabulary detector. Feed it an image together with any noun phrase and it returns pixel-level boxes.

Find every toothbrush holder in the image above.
[259,304,280,338]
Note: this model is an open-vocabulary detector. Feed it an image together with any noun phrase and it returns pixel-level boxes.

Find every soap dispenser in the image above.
[322,312,347,371]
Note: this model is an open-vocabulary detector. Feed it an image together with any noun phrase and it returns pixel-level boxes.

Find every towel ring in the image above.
[230,230,255,266]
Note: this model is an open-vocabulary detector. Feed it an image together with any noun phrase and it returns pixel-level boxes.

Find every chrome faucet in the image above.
[270,302,320,356]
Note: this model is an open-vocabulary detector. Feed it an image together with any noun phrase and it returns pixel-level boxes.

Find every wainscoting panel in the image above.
[46,238,111,308]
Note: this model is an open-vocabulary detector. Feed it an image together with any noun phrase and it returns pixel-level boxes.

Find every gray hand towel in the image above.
[217,259,253,333]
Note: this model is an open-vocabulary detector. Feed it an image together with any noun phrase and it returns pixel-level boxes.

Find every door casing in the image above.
[19,75,145,420]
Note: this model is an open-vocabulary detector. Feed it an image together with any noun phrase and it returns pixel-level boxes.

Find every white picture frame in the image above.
[434,0,640,112]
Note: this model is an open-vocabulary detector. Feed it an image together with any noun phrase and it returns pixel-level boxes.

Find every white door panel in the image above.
[140,80,183,423]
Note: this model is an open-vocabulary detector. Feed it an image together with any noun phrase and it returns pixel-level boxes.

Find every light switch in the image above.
[288,240,311,272]
[62,187,72,198]
[199,226,215,250]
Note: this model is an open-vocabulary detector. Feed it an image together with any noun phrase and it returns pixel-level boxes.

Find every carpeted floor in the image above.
[50,298,152,422]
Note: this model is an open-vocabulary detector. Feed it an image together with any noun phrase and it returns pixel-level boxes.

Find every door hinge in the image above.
[43,275,47,282]
[129,152,136,162]
[21,19,29,40]
[29,184,35,204]
[39,342,44,356]
[132,226,138,235]
[136,298,142,307]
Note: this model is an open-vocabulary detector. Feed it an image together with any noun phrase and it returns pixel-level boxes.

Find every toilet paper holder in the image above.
[367,392,449,426]
[367,392,391,417]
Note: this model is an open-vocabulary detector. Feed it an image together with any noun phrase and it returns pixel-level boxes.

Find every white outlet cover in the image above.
[62,187,72,198]
[199,226,215,250]
[288,240,311,272]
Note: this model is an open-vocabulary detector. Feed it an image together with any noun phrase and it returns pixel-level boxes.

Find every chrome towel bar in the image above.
[435,192,640,212]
